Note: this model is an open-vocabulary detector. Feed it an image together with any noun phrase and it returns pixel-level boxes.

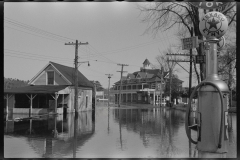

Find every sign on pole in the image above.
[181,36,199,50]
[189,2,229,10]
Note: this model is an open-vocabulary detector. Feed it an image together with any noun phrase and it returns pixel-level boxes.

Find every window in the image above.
[47,71,54,85]
[86,96,88,108]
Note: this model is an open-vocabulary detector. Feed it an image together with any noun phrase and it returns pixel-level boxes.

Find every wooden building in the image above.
[4,61,94,115]
[111,59,183,105]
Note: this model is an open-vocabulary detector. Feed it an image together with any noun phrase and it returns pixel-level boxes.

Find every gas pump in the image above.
[185,11,230,155]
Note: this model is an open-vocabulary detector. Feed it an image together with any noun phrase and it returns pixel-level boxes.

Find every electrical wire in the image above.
[4,49,73,61]
[4,17,74,41]
[79,35,177,58]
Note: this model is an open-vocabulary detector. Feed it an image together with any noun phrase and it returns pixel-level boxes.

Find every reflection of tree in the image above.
[113,108,185,157]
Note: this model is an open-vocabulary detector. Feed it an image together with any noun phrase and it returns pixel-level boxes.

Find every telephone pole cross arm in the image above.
[65,40,88,117]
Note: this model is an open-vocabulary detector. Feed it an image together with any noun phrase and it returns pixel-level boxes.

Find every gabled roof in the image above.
[136,72,146,78]
[146,73,154,78]
[133,69,168,78]
[127,73,135,79]
[29,61,93,88]
[50,62,94,88]
[143,59,151,65]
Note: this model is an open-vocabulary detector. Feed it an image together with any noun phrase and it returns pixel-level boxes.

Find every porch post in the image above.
[50,93,59,114]
[153,91,155,106]
[62,94,64,107]
[26,94,37,117]
[55,92,59,114]
[4,94,12,114]
[156,94,159,105]
[30,119,32,135]
[30,95,32,117]
[6,95,8,114]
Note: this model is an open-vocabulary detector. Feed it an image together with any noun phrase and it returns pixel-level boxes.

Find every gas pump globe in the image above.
[185,11,230,156]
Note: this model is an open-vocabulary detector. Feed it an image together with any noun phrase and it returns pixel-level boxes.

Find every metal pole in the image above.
[189,27,193,105]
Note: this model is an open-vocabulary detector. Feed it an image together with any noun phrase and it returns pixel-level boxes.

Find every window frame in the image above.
[47,71,55,85]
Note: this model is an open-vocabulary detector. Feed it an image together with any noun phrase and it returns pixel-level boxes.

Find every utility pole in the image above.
[167,53,193,106]
[105,74,113,107]
[117,64,128,107]
[65,40,88,117]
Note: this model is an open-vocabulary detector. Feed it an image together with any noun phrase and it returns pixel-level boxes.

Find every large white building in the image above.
[111,59,184,105]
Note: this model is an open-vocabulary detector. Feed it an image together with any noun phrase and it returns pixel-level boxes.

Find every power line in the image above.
[78,35,177,58]
[89,44,117,64]
[5,25,66,43]
[4,17,74,41]
[4,49,73,61]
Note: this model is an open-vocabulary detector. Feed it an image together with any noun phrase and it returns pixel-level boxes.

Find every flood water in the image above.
[4,103,237,158]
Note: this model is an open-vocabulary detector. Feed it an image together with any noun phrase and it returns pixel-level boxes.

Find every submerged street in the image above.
[4,102,236,158]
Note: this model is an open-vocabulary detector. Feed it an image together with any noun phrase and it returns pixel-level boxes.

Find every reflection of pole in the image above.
[119,109,123,149]
[108,107,110,134]
[30,119,32,135]
[54,116,57,138]
[73,114,78,158]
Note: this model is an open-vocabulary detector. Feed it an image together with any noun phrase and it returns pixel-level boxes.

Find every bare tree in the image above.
[156,47,177,103]
[138,2,236,82]
[218,44,236,89]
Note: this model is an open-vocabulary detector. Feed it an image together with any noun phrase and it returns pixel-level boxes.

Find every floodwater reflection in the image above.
[4,111,95,158]
[4,105,236,158]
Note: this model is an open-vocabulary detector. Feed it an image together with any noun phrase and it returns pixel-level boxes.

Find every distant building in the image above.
[111,59,184,105]
[4,61,94,115]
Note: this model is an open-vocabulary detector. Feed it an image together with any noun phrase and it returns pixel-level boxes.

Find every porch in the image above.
[4,85,71,116]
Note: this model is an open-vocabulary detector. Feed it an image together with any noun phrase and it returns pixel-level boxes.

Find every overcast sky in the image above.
[4,2,197,88]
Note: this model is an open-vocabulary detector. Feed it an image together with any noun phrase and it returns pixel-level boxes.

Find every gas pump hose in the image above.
[185,81,224,148]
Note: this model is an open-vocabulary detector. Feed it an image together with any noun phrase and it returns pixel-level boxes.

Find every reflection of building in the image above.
[4,112,95,158]
[113,108,184,156]
[4,61,94,115]
[112,59,182,104]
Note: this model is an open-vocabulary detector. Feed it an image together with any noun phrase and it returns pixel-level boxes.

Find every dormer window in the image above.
[47,71,54,85]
